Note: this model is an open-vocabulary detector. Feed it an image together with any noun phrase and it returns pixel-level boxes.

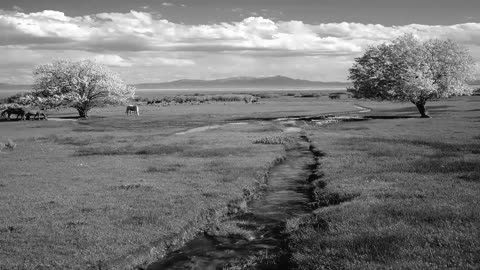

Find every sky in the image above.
[1,0,480,84]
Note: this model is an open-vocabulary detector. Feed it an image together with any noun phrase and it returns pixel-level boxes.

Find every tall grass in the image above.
[254,135,295,145]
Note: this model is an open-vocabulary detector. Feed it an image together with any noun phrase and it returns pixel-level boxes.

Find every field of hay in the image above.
[0,92,479,269]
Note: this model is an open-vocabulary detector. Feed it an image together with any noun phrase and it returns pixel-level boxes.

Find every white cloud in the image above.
[12,6,23,12]
[162,2,175,7]
[151,57,195,66]
[1,10,480,83]
[3,10,480,56]
[91,54,132,67]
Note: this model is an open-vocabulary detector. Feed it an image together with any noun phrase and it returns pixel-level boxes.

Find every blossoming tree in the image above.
[348,34,476,117]
[32,59,135,118]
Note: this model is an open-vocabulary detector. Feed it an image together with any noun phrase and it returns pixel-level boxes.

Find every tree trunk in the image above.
[415,101,430,118]
[77,108,89,118]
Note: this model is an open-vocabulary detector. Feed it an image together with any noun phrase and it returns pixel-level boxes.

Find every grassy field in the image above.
[0,95,359,269]
[1,93,479,269]
[288,96,480,269]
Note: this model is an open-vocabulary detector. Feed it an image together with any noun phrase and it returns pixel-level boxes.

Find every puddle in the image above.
[354,105,371,113]
[274,114,369,129]
[176,125,221,135]
[176,123,249,135]
[146,140,314,269]
[283,127,302,133]
[48,118,78,122]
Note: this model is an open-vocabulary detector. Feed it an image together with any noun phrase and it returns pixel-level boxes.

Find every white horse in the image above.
[126,105,139,116]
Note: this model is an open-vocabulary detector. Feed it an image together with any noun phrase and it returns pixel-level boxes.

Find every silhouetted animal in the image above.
[1,107,27,120]
[126,105,139,116]
[25,110,48,120]
[329,93,341,99]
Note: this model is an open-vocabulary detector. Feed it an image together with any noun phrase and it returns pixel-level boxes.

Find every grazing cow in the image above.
[126,105,140,116]
[0,107,27,120]
[25,110,48,120]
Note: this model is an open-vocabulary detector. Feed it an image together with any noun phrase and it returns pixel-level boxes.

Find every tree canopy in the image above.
[31,59,135,118]
[348,34,477,117]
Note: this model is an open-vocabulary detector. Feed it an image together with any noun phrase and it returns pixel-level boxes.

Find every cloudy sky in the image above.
[1,0,480,84]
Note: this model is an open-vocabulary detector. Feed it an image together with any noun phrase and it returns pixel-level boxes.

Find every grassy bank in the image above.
[288,96,480,269]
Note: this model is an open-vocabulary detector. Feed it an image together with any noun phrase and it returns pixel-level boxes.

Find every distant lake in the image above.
[2,84,477,100]
[0,90,25,99]
[0,87,347,99]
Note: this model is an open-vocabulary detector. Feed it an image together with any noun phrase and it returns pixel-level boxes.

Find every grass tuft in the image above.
[254,135,294,145]
[182,147,245,157]
[458,171,480,182]
[45,134,116,146]
[311,190,358,207]
[118,184,152,191]
[0,139,16,152]
[121,212,161,226]
[146,164,183,173]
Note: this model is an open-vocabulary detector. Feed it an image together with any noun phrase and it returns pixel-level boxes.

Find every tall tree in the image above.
[32,59,135,118]
[348,34,476,117]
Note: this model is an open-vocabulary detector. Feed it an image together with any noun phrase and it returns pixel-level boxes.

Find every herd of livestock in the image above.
[0,105,141,120]
[0,107,48,121]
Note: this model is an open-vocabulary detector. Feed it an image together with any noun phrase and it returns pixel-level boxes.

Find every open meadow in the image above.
[0,93,479,269]
[0,94,356,269]
[288,96,480,269]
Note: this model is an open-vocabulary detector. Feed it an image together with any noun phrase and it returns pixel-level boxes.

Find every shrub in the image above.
[472,88,480,96]
[295,92,321,98]
[254,93,279,99]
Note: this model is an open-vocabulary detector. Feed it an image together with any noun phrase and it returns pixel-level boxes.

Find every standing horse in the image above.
[0,107,27,120]
[25,110,48,120]
[126,105,140,116]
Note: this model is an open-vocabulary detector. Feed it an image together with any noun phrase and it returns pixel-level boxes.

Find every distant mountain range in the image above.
[133,76,352,89]
[3,76,478,92]
[0,76,351,91]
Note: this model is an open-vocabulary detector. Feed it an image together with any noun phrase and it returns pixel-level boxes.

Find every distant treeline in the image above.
[137,94,260,104]
[135,91,351,104]
[1,90,354,107]
[0,92,30,104]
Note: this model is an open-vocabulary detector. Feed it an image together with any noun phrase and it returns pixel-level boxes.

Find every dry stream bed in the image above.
[145,137,315,270]
[142,115,363,270]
